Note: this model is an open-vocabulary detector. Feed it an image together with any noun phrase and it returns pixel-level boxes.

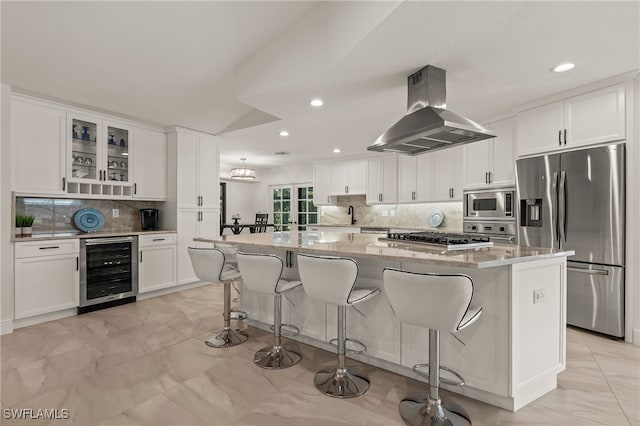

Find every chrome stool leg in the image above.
[399,330,471,426]
[254,294,301,369]
[205,280,248,348]
[314,305,370,398]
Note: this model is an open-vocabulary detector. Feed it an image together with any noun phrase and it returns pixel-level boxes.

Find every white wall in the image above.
[1,83,14,333]
[222,180,261,225]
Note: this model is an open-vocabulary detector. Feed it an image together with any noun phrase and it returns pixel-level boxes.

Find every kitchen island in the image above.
[195,231,574,411]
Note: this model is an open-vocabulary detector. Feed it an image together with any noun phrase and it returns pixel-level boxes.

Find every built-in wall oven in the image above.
[79,236,138,312]
[463,188,517,244]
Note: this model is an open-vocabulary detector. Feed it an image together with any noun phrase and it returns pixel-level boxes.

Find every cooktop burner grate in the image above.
[379,231,493,250]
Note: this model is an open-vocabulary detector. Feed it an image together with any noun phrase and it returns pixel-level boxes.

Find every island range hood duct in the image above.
[368,65,495,155]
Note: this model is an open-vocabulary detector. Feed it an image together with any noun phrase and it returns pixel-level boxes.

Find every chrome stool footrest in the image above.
[254,345,301,369]
[328,337,367,354]
[230,309,247,320]
[269,323,300,337]
[205,328,248,348]
[412,363,465,386]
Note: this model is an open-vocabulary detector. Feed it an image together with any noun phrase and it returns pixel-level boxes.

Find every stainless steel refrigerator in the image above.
[516,144,625,337]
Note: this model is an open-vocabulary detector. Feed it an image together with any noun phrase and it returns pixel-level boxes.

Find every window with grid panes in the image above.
[297,186,317,231]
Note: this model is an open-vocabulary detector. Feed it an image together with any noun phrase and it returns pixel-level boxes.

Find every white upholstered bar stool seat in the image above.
[237,252,303,369]
[383,268,483,426]
[297,253,381,398]
[188,247,248,348]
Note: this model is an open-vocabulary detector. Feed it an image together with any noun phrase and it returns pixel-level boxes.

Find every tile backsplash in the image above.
[15,197,158,234]
[319,195,463,232]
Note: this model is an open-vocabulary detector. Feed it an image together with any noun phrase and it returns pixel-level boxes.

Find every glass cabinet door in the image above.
[105,124,130,183]
[70,118,99,180]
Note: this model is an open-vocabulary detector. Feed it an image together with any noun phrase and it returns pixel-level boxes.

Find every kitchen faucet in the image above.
[347,205,356,225]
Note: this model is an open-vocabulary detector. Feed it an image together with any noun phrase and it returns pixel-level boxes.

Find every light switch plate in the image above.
[112,209,119,218]
[533,288,545,304]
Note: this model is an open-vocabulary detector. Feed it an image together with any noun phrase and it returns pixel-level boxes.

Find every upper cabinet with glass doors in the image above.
[67,113,133,196]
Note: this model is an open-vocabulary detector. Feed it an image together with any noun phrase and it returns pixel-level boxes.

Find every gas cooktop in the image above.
[379,231,494,251]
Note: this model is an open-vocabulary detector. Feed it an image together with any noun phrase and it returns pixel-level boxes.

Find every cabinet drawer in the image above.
[15,239,79,258]
[139,233,177,247]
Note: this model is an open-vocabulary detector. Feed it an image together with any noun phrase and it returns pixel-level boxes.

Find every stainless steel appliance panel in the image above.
[566,261,624,337]
[560,145,625,266]
[516,154,560,249]
[464,188,515,219]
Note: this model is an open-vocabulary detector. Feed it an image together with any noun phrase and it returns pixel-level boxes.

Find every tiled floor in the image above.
[1,284,638,425]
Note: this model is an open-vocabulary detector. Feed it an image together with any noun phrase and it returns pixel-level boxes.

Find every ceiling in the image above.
[2,1,639,171]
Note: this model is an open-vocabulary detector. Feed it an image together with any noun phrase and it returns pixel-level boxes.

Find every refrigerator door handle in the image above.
[567,266,608,276]
[559,171,567,244]
[551,171,559,244]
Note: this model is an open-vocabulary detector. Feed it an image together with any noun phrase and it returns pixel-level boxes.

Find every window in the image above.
[297,185,317,231]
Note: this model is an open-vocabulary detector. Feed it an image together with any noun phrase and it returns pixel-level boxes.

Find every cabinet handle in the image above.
[76,256,79,271]
[564,129,567,145]
[140,250,143,263]
[39,246,60,250]
[134,183,137,195]
[152,238,165,242]
[558,130,562,146]
[488,171,492,184]
[327,196,330,203]
[485,172,488,184]
[62,177,66,191]
[345,185,348,194]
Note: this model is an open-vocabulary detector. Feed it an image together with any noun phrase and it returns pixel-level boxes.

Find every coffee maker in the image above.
[140,209,159,231]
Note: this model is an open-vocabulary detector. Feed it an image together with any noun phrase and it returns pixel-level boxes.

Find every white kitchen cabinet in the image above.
[366,155,398,204]
[174,129,220,209]
[138,233,177,293]
[397,154,434,203]
[330,159,367,195]
[67,113,133,186]
[132,127,166,200]
[176,209,219,285]
[463,117,515,189]
[433,145,464,201]
[313,159,366,204]
[517,84,625,156]
[14,239,79,319]
[11,97,67,195]
[313,162,334,206]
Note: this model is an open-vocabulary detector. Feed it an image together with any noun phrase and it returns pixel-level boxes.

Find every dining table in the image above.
[219,223,275,235]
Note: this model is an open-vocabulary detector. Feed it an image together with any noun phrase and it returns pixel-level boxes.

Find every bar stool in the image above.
[383,268,482,426]
[213,242,247,321]
[297,253,380,398]
[188,247,248,348]
[237,252,303,369]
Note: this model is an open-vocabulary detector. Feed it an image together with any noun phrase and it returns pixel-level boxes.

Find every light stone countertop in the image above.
[309,224,449,231]
[13,229,176,242]
[195,231,574,269]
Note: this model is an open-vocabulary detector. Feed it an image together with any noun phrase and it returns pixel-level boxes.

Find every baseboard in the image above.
[137,280,211,300]
[13,308,77,330]
[1,319,14,335]
[633,328,640,346]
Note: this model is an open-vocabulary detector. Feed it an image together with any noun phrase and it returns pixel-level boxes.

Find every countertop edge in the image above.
[13,230,177,242]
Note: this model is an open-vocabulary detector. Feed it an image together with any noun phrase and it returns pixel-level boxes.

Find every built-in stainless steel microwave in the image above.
[464,188,515,219]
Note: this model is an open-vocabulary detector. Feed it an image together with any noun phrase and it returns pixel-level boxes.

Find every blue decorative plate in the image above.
[74,208,105,233]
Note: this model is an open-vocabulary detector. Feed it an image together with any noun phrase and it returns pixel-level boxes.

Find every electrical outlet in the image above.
[112,209,119,218]
[382,210,389,217]
[533,288,545,304]
[390,210,395,216]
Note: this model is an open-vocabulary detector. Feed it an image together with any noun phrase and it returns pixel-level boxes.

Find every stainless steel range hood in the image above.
[368,65,495,155]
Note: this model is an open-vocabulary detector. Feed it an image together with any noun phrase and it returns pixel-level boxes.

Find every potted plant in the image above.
[15,215,24,237]
[22,215,35,236]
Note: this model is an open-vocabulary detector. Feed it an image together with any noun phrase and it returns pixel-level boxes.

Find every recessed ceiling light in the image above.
[279,130,289,137]
[551,62,575,73]
[333,148,341,153]
[310,98,324,107]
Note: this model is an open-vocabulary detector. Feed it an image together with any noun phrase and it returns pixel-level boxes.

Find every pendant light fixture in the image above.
[230,158,256,180]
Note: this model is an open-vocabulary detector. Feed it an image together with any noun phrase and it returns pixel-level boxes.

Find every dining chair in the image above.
[255,213,268,233]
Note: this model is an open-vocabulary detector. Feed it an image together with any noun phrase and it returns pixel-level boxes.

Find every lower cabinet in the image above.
[14,239,79,319]
[138,233,177,293]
